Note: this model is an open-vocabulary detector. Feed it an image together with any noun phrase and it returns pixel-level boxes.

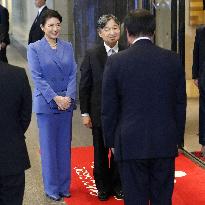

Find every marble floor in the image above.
[5,44,201,204]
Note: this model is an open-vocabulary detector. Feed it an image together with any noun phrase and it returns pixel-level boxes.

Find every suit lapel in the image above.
[96,43,126,71]
[38,6,47,19]
[96,44,107,69]
[34,6,48,25]
[41,38,65,73]
[56,39,65,62]
[41,6,48,14]
[54,39,65,73]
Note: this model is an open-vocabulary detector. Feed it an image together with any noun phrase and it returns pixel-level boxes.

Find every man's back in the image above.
[102,9,186,205]
[102,39,186,160]
[0,62,32,176]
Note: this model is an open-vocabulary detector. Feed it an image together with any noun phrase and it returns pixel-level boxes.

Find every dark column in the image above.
[171,0,177,52]
[142,0,151,9]
[178,0,185,147]
[73,0,98,98]
[178,0,185,67]
[73,0,98,61]
[115,0,135,22]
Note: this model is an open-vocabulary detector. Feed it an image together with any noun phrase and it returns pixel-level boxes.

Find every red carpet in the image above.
[64,146,205,205]
[191,151,205,162]
[174,153,205,204]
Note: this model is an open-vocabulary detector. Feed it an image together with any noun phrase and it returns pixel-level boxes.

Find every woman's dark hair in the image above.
[124,9,155,37]
[40,9,62,26]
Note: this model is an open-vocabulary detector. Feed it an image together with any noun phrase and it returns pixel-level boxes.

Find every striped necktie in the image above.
[111,49,116,54]
[35,12,40,23]
[109,48,116,56]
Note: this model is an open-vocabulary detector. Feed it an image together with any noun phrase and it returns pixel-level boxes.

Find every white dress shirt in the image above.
[38,4,46,16]
[132,37,151,44]
[104,42,119,56]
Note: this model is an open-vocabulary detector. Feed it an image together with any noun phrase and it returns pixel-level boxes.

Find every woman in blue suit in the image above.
[27,9,76,201]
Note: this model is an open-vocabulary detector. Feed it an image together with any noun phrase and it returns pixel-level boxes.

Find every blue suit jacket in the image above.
[102,39,187,161]
[27,37,77,113]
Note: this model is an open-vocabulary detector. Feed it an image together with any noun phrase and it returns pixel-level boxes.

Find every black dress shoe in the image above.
[45,194,61,201]
[98,191,109,201]
[113,190,124,199]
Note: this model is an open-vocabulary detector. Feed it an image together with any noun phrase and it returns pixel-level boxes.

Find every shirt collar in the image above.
[38,4,46,15]
[104,42,119,54]
[132,37,151,44]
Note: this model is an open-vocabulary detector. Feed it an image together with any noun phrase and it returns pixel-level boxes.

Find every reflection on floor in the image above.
[6,44,202,204]
[184,98,201,152]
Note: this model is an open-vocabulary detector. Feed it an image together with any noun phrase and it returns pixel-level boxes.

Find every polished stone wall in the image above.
[54,0,73,42]
[9,0,54,46]
[4,0,73,48]
[155,0,172,50]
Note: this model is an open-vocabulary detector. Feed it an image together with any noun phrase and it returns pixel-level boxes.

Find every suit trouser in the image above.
[0,172,25,205]
[92,126,121,192]
[199,90,205,145]
[37,112,72,197]
[0,48,8,63]
[118,157,175,205]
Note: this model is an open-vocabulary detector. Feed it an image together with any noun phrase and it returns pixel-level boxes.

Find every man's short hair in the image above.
[97,14,120,30]
[124,9,155,37]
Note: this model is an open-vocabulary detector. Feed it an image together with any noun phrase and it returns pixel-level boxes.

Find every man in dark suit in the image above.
[0,61,32,205]
[79,14,124,201]
[102,9,186,205]
[28,0,48,44]
[192,26,205,156]
[0,2,10,63]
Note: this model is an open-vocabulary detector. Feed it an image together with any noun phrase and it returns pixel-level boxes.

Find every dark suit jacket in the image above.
[79,43,125,127]
[0,62,32,176]
[0,4,10,45]
[102,39,187,161]
[192,26,205,89]
[28,6,48,44]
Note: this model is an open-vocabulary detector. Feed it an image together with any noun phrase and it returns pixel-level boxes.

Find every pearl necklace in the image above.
[46,38,57,48]
[48,41,57,48]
